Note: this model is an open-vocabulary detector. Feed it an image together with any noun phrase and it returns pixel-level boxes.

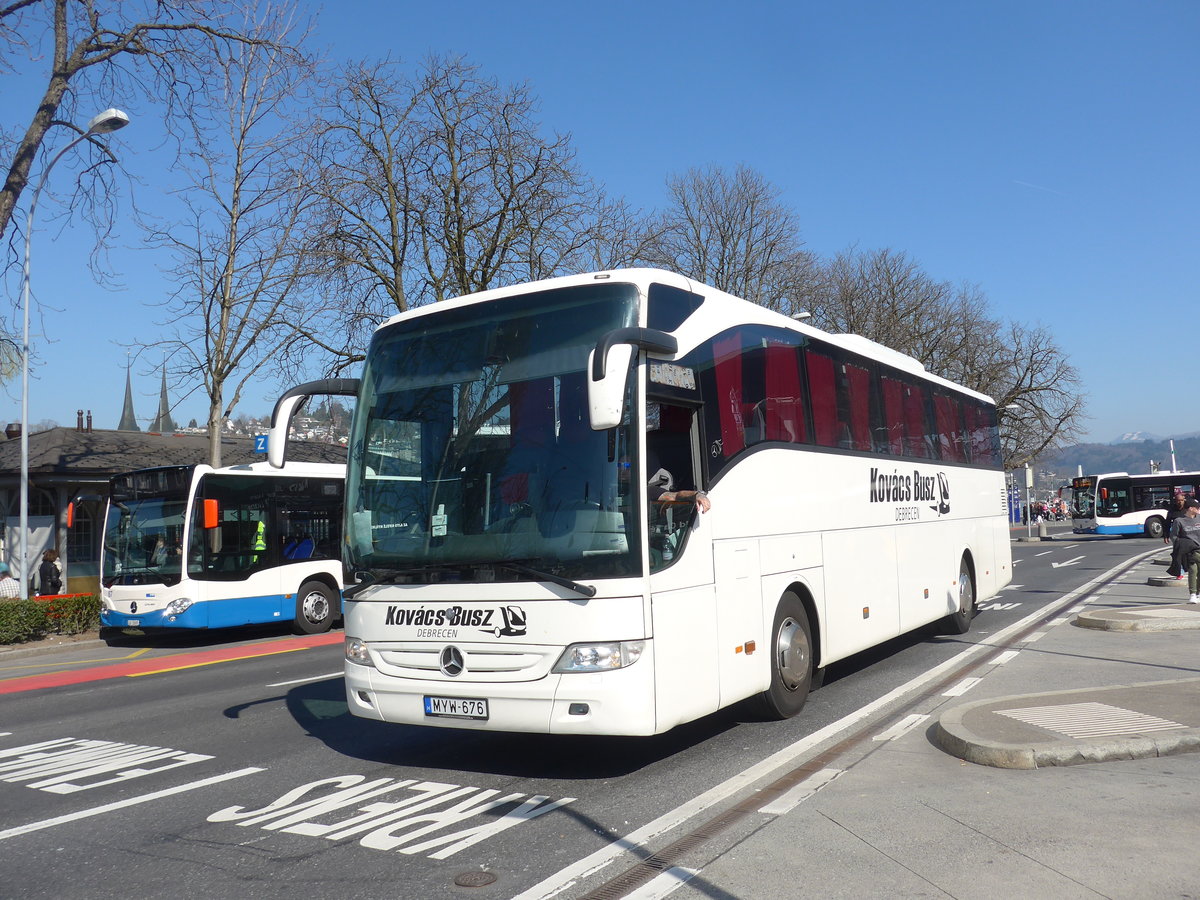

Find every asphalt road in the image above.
[0,530,1155,900]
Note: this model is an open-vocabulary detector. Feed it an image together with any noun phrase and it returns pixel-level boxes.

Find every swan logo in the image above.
[931,473,951,516]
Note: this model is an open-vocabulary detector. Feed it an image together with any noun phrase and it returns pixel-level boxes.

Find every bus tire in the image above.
[293,580,336,634]
[755,592,814,720]
[941,557,976,635]
[1145,516,1166,540]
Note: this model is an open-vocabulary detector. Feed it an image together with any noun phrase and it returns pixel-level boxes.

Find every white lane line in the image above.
[1024,631,1047,643]
[1036,551,1053,557]
[990,650,1020,666]
[1047,617,1070,628]
[999,584,1024,591]
[267,672,342,687]
[624,867,699,900]
[872,714,928,743]
[758,768,843,815]
[512,545,1162,900]
[0,767,264,840]
[943,677,981,697]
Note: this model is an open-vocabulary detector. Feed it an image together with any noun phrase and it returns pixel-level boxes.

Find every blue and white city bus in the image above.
[270,269,1013,736]
[100,461,345,633]
[1071,471,1200,538]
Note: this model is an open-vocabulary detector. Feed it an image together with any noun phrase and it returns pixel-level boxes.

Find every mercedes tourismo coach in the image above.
[100,462,345,634]
[269,269,1012,735]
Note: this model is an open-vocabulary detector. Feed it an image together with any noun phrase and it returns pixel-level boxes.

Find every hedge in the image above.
[0,593,101,645]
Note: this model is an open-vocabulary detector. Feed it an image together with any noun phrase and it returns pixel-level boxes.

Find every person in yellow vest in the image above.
[252,519,267,564]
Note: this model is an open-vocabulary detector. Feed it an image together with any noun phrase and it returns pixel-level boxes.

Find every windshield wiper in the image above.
[489,561,596,599]
[349,561,596,599]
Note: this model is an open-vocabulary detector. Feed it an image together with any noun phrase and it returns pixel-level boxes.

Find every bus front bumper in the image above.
[344,644,659,736]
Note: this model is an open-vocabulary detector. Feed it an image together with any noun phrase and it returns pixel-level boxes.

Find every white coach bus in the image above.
[270,269,1012,736]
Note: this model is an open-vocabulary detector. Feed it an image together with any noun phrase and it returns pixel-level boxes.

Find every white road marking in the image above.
[872,714,928,742]
[0,767,264,840]
[990,650,1020,666]
[267,672,343,687]
[1024,631,1047,643]
[624,867,699,900]
[512,546,1163,900]
[942,677,981,697]
[1036,551,1053,557]
[999,584,1023,591]
[758,768,843,815]
[1052,556,1085,568]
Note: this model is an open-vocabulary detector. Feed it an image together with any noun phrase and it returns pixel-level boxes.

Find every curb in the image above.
[1073,607,1200,632]
[0,636,106,660]
[934,678,1200,769]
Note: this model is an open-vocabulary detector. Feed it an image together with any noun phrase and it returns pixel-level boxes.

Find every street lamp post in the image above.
[18,108,130,600]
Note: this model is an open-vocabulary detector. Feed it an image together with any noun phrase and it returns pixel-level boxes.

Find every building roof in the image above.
[0,427,346,480]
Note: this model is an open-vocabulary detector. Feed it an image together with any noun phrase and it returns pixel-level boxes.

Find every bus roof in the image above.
[376,268,996,406]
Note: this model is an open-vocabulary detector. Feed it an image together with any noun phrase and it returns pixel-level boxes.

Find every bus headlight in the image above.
[345,636,374,667]
[165,597,193,616]
[553,640,645,674]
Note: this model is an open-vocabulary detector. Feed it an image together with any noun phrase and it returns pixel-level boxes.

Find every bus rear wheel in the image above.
[755,592,814,719]
[293,581,336,635]
[941,557,976,635]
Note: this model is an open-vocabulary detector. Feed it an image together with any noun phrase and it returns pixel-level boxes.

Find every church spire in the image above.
[117,361,140,431]
[149,366,176,433]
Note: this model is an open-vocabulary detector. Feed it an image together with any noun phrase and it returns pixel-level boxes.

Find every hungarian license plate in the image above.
[424,695,489,720]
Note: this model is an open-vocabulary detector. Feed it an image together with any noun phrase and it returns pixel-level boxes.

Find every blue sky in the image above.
[4,0,1197,445]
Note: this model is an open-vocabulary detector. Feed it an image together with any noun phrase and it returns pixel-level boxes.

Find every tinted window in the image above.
[648,284,705,332]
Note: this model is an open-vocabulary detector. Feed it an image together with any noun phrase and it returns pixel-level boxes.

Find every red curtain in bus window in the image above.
[843,363,872,451]
[764,345,805,443]
[880,376,906,455]
[502,378,554,502]
[805,350,839,447]
[902,383,930,457]
[712,333,745,458]
[934,394,965,462]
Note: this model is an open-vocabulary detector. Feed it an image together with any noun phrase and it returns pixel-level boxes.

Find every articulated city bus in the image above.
[270,269,1012,735]
[100,462,345,633]
[1071,471,1200,538]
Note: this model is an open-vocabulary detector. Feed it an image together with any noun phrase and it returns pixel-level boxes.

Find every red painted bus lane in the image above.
[0,631,343,695]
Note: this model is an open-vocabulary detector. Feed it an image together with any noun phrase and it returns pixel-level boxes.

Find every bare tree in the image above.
[0,1,291,262]
[304,56,644,372]
[642,164,817,313]
[140,6,323,466]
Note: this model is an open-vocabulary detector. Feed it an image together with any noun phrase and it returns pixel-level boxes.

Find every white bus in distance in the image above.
[1071,471,1200,538]
[100,462,345,634]
[270,269,1012,736]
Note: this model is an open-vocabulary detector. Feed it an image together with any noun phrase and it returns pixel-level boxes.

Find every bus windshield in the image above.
[102,469,191,587]
[346,283,641,583]
[1071,478,1095,518]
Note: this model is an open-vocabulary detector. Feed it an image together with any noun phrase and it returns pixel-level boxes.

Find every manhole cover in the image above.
[454,871,498,888]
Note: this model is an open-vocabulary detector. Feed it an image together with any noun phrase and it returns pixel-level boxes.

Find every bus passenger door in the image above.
[713,540,767,705]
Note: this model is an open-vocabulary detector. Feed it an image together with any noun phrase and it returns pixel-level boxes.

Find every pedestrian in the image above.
[0,562,20,599]
[1167,498,1200,603]
[37,548,63,596]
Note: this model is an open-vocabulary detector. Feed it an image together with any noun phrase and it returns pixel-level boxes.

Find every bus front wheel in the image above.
[1145,516,1166,540]
[293,581,336,634]
[755,592,814,719]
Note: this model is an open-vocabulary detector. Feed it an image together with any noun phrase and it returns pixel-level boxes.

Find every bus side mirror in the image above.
[66,501,74,529]
[588,344,636,430]
[1100,488,1108,501]
[203,499,220,529]
[587,327,678,431]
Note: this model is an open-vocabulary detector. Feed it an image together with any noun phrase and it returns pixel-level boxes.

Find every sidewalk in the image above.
[665,550,1200,899]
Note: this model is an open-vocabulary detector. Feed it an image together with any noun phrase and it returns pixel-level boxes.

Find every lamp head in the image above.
[86,108,130,135]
